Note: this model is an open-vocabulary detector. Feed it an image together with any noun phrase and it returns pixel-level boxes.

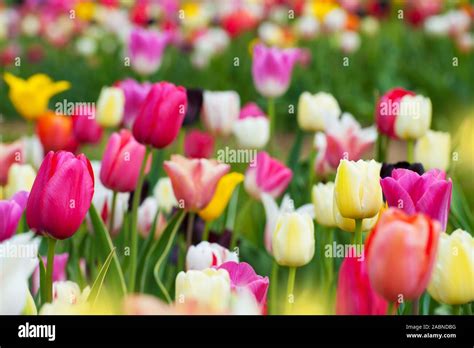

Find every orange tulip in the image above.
[365,208,440,303]
[36,112,78,153]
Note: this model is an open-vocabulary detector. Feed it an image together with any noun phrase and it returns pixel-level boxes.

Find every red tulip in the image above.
[0,140,24,186]
[184,130,214,159]
[375,88,415,138]
[37,112,78,153]
[132,82,187,149]
[100,129,150,192]
[72,107,103,144]
[26,151,94,240]
[365,208,440,302]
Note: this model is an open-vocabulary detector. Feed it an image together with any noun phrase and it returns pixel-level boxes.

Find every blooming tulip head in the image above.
[336,252,389,315]
[184,130,214,159]
[251,43,302,98]
[163,155,230,211]
[272,211,315,267]
[297,92,341,132]
[428,229,474,305]
[365,208,440,302]
[202,90,240,137]
[244,151,293,200]
[380,168,452,230]
[0,191,28,242]
[72,107,103,145]
[312,182,337,227]
[128,28,170,76]
[414,130,451,171]
[133,82,187,149]
[334,159,383,220]
[100,129,150,193]
[3,72,70,121]
[4,163,35,199]
[375,87,415,138]
[95,87,125,128]
[36,112,78,153]
[26,151,94,240]
[186,241,238,270]
[233,102,269,149]
[394,94,432,140]
[116,78,152,128]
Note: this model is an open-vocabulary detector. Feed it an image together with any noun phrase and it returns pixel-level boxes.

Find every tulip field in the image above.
[1,0,474,326]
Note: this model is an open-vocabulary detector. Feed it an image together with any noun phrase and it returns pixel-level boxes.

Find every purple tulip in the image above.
[0,191,28,242]
[128,28,170,76]
[116,79,152,128]
[380,168,452,230]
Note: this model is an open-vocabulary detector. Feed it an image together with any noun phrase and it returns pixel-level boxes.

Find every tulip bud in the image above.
[5,163,36,199]
[414,130,451,171]
[428,229,474,305]
[128,28,169,76]
[202,91,240,136]
[152,177,178,214]
[72,107,103,144]
[184,130,214,159]
[96,87,125,128]
[0,191,28,242]
[272,212,315,267]
[365,208,440,302]
[297,92,341,132]
[394,94,432,140]
[375,87,415,138]
[26,151,94,240]
[312,182,336,227]
[334,159,383,220]
[175,268,231,312]
[186,241,238,270]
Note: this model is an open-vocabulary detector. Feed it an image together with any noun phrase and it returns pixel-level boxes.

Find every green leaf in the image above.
[136,209,161,283]
[449,179,473,233]
[88,204,127,297]
[87,247,116,306]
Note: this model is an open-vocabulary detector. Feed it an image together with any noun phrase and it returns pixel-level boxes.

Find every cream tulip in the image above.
[312,182,337,227]
[333,196,379,232]
[5,163,36,198]
[95,86,125,128]
[394,94,432,140]
[152,177,178,214]
[233,117,270,149]
[202,91,240,136]
[414,130,451,171]
[297,92,341,132]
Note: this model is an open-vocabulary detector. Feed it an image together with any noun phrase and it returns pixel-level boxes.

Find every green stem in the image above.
[286,267,297,314]
[354,219,363,246]
[308,147,317,195]
[202,222,210,242]
[45,237,57,303]
[452,305,462,315]
[406,139,414,163]
[108,191,117,235]
[129,146,152,292]
[387,302,394,315]
[412,297,419,315]
[232,198,252,249]
[185,212,195,251]
[270,260,279,315]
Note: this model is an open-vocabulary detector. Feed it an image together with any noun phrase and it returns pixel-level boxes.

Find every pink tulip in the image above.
[239,102,266,119]
[184,130,215,159]
[314,113,376,176]
[380,168,452,230]
[163,155,229,211]
[218,261,269,309]
[32,253,69,294]
[72,106,103,144]
[0,140,24,185]
[128,28,170,76]
[0,191,28,242]
[26,151,94,240]
[244,151,292,200]
[100,129,151,192]
[132,82,187,149]
[375,87,415,138]
[251,43,302,98]
[116,78,152,128]
[336,251,389,315]
[365,208,440,302]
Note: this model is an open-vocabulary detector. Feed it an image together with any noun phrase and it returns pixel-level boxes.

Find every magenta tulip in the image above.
[116,78,152,128]
[132,82,187,149]
[0,191,28,242]
[239,102,265,119]
[26,151,94,240]
[380,168,452,230]
[375,87,415,138]
[100,129,151,193]
[32,253,69,294]
[336,252,389,315]
[184,130,215,159]
[244,151,292,200]
[128,28,170,76]
[72,106,103,144]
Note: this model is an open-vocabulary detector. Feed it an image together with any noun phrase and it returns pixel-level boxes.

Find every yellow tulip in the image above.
[312,182,337,227]
[3,73,70,121]
[332,195,379,232]
[5,163,36,198]
[334,159,383,220]
[428,229,474,305]
[414,130,451,171]
[95,87,125,128]
[198,172,244,222]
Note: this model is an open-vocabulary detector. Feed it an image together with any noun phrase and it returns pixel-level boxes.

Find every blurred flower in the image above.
[20,135,44,169]
[4,164,35,199]
[26,151,94,240]
[100,129,150,193]
[0,233,40,314]
[137,197,166,240]
[323,8,347,32]
[184,130,214,159]
[233,102,269,149]
[365,208,440,302]
[202,90,240,137]
[39,281,91,315]
[191,28,230,69]
[258,22,285,47]
[0,140,24,186]
[297,91,341,132]
[72,107,103,145]
[312,182,337,227]
[251,43,302,98]
[272,211,315,267]
[360,16,380,36]
[244,151,292,200]
[163,155,230,211]
[334,159,383,220]
[175,268,231,313]
[336,252,389,315]
[314,113,376,176]
[376,88,416,138]
[186,241,238,270]
[0,191,28,242]
[133,82,187,149]
[222,9,258,37]
[152,177,178,214]
[95,86,125,128]
[33,253,69,295]
[128,27,170,76]
[3,73,70,121]
[338,30,361,53]
[36,112,78,153]
[116,79,151,128]
[380,168,452,230]
[414,130,451,171]
[428,229,474,305]
[293,15,320,40]
[394,94,432,140]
